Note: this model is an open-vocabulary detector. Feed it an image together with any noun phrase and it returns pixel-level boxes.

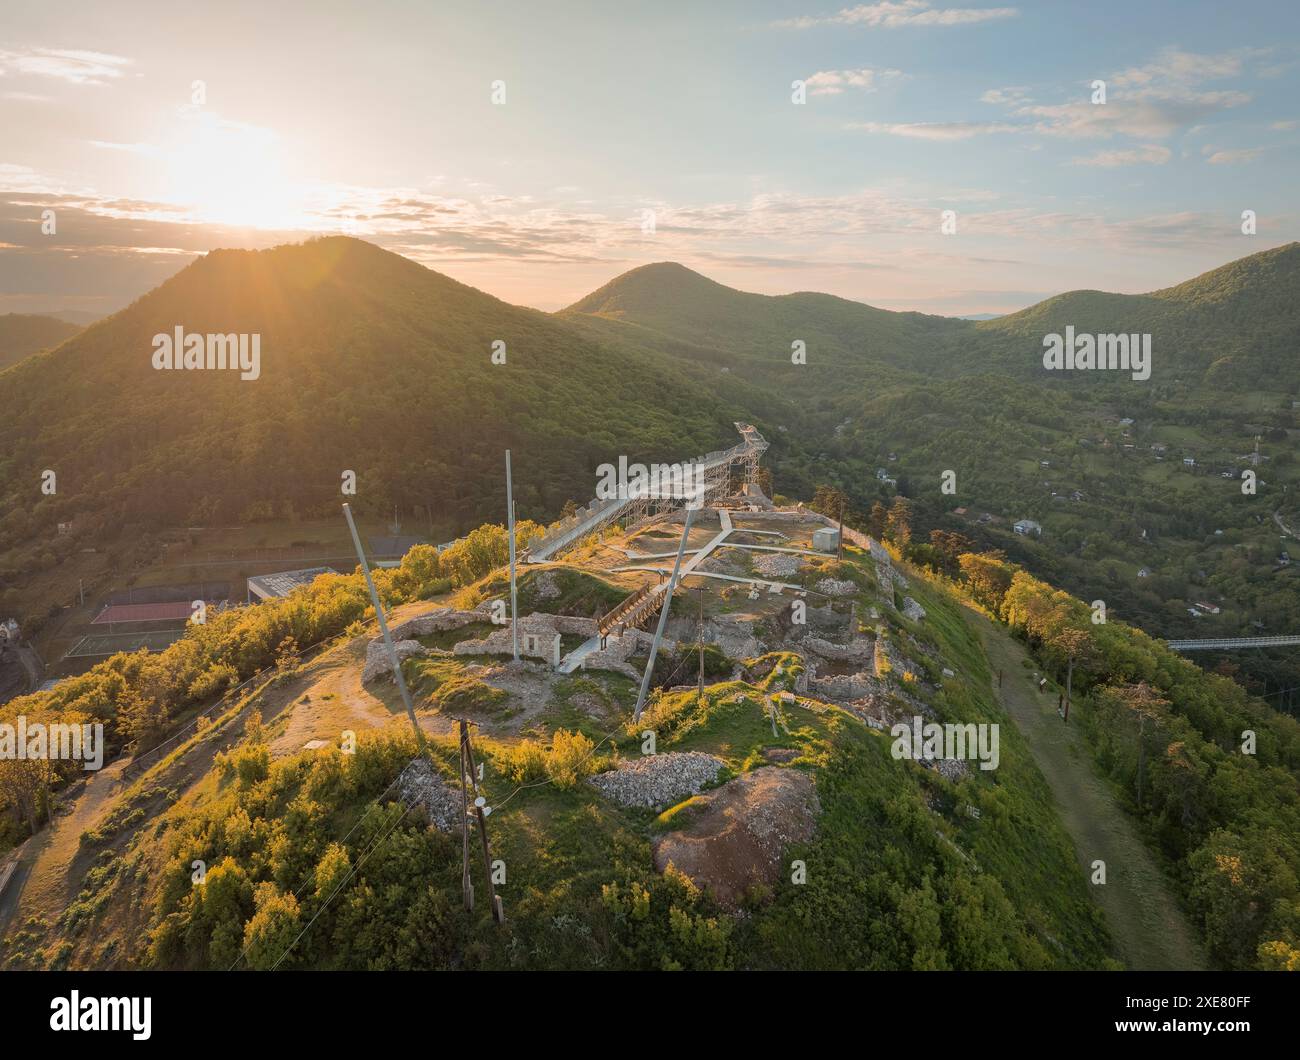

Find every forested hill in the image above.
[3,236,1296,570]
[562,260,967,376]
[975,241,1300,391]
[564,243,1300,391]
[0,313,82,371]
[0,237,795,554]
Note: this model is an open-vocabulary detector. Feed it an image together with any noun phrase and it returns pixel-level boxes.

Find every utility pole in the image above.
[837,493,845,563]
[697,598,705,706]
[461,720,505,924]
[459,723,473,913]
[342,503,424,750]
[506,450,519,662]
[634,506,697,723]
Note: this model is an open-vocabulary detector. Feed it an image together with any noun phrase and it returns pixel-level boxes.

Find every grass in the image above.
[406,658,511,717]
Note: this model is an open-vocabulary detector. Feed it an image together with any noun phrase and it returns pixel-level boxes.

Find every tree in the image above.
[929,529,974,573]
[885,497,913,546]
[810,485,847,521]
[241,882,302,970]
[1102,681,1170,807]
[867,501,888,539]
[958,551,1013,612]
[1047,627,1097,723]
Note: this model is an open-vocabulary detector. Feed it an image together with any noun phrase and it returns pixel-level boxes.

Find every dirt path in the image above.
[968,609,1206,971]
[0,756,129,936]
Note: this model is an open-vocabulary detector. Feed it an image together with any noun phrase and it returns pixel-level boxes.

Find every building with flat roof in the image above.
[247,567,336,603]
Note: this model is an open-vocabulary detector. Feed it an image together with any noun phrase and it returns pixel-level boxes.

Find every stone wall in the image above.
[453,611,597,665]
[580,627,654,680]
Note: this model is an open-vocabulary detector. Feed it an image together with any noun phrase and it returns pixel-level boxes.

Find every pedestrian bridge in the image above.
[524,423,768,562]
[1166,635,1300,652]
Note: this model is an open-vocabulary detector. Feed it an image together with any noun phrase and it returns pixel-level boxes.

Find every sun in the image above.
[161,112,306,230]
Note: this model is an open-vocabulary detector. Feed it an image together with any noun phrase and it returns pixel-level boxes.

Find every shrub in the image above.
[545,729,596,789]
[497,739,547,784]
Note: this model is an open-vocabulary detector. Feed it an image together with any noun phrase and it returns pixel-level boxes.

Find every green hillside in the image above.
[0,313,82,372]
[0,238,797,560]
[4,238,1298,709]
[977,242,1300,390]
[563,260,968,376]
[559,247,1300,705]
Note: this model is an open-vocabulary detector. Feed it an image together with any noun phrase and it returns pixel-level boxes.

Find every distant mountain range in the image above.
[2,236,1296,559]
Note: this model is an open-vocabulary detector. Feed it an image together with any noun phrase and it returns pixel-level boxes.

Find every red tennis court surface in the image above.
[91,602,200,624]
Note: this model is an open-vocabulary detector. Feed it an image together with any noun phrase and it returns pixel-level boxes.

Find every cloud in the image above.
[1271,119,1298,131]
[0,47,131,85]
[980,86,1030,105]
[968,48,1259,144]
[1070,144,1172,167]
[803,68,904,95]
[853,47,1259,148]
[848,120,1022,140]
[1111,46,1259,90]
[776,2,1018,29]
[1015,94,1251,140]
[1203,146,1264,164]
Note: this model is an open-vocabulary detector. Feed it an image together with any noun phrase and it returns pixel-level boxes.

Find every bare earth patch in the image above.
[652,766,820,911]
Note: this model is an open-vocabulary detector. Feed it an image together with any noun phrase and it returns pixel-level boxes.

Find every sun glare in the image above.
[161,113,305,230]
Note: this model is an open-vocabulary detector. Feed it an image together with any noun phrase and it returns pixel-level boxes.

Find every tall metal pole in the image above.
[697,598,705,706]
[506,450,519,662]
[634,506,696,722]
[837,493,844,563]
[342,503,425,749]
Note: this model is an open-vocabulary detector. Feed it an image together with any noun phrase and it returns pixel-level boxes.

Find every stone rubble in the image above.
[397,757,463,833]
[589,751,725,809]
[815,577,857,597]
[803,635,874,663]
[532,570,561,601]
[362,638,432,684]
[752,552,802,578]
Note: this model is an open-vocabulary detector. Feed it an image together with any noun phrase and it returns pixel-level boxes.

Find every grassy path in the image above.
[0,757,128,940]
[968,608,1206,971]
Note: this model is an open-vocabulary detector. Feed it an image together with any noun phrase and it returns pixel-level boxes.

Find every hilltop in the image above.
[563,260,967,375]
[976,242,1300,389]
[0,506,1120,970]
[0,236,780,559]
[2,494,1296,971]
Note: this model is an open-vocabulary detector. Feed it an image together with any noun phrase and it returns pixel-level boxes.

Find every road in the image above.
[968,609,1207,970]
[0,643,43,706]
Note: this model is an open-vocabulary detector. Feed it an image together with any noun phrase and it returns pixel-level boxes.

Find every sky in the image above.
[1,0,1298,317]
